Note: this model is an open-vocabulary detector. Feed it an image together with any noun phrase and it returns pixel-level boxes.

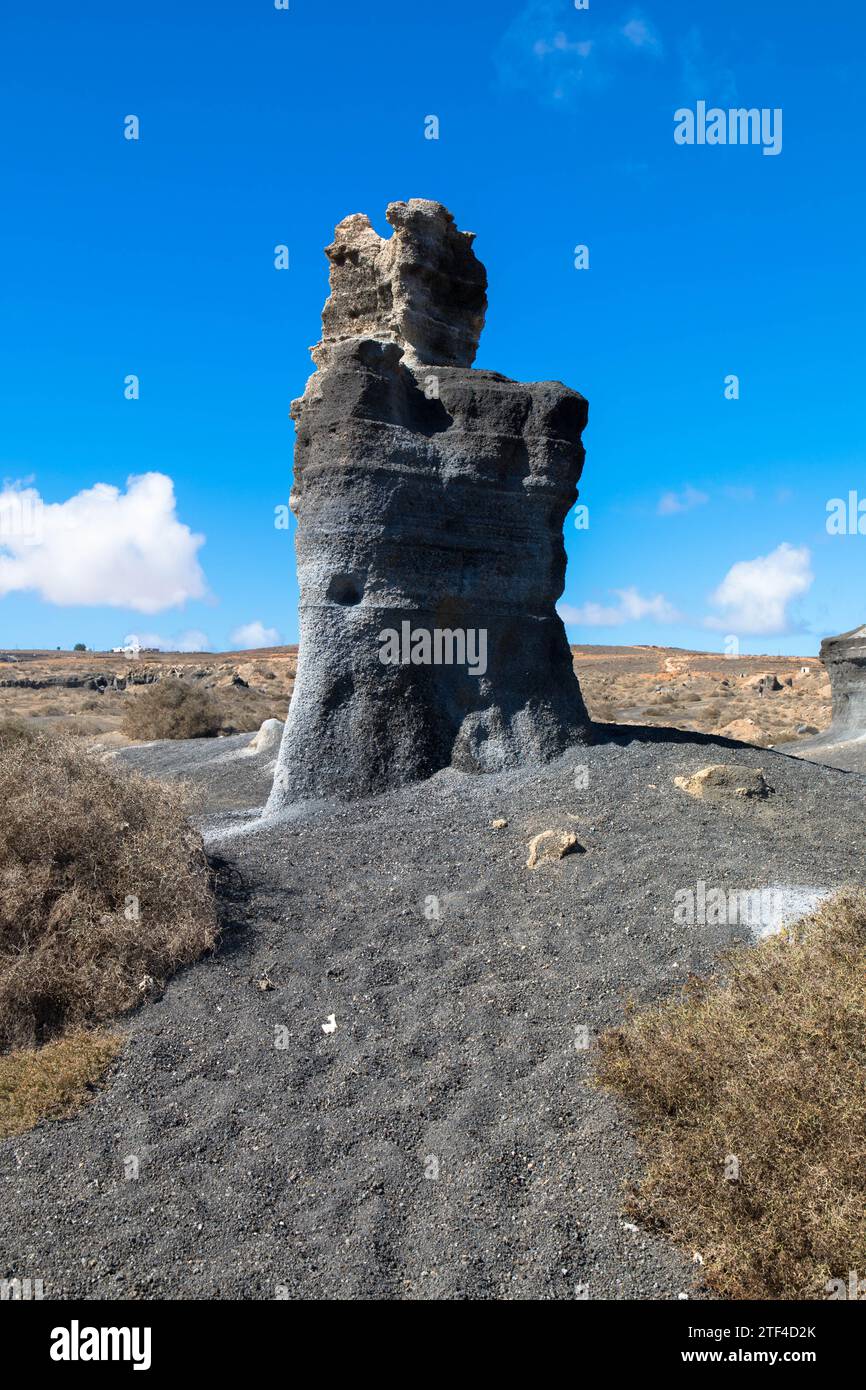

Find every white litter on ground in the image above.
[750,884,835,940]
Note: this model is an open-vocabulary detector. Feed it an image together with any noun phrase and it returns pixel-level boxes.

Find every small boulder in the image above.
[674,764,772,802]
[719,717,766,745]
[245,718,285,757]
[491,817,508,829]
[526,830,579,869]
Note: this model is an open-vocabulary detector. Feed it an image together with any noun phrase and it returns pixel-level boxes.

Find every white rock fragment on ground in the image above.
[243,718,285,757]
[525,830,579,869]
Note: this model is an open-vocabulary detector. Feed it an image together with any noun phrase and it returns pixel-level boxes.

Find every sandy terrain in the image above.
[574,646,830,748]
[0,648,294,743]
[0,644,829,751]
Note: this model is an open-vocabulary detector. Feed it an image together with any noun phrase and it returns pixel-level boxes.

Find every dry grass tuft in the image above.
[0,730,218,1050]
[121,678,222,740]
[0,718,37,743]
[0,1028,122,1138]
[596,889,866,1299]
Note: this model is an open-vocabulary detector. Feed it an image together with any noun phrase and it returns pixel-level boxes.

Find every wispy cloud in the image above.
[677,26,738,104]
[657,484,709,516]
[560,586,681,627]
[495,3,663,106]
[532,32,593,61]
[230,620,281,649]
[621,17,662,54]
[123,629,211,653]
[705,543,813,635]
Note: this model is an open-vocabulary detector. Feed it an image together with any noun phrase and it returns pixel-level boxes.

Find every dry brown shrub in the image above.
[121,678,222,740]
[0,1028,122,1138]
[0,719,37,743]
[0,730,217,1049]
[596,889,866,1299]
[209,685,287,735]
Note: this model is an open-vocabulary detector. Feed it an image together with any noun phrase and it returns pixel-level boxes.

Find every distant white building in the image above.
[111,638,142,659]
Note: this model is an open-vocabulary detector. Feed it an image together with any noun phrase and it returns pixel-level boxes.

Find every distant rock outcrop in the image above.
[269,199,590,806]
[754,673,783,695]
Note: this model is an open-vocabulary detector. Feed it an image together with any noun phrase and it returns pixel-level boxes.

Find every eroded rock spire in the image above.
[269,199,590,806]
[316,199,487,370]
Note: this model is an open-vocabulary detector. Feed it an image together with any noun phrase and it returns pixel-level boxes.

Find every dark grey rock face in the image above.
[819,627,866,733]
[787,626,866,773]
[269,200,590,806]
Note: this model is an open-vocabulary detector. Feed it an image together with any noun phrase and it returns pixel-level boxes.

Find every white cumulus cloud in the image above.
[230,620,281,650]
[559,586,681,627]
[705,543,813,635]
[0,473,207,613]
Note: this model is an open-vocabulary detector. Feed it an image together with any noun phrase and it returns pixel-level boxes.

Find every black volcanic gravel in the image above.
[1,726,864,1300]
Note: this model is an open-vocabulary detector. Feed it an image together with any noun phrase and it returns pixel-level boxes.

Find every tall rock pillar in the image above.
[269,199,591,806]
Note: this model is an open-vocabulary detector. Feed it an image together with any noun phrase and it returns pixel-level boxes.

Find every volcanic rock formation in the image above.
[269,199,590,806]
[792,626,866,772]
[817,627,866,733]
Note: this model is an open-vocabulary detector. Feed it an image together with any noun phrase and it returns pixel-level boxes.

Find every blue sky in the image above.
[1,0,864,655]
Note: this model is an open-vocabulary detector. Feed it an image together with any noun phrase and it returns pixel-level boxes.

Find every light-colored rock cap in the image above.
[312,199,488,370]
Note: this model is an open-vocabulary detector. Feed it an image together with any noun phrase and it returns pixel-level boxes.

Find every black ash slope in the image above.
[1,727,863,1300]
